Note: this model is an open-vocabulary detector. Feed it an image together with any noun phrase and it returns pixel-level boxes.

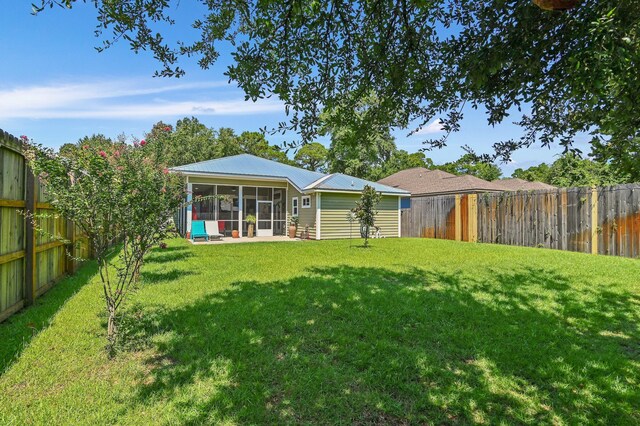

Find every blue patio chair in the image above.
[191,220,209,242]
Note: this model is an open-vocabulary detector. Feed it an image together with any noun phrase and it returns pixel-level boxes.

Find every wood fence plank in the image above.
[401,184,640,258]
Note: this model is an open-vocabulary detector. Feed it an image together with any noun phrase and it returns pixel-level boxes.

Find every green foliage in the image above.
[591,136,640,182]
[33,1,640,164]
[512,162,552,183]
[437,154,503,181]
[323,100,398,180]
[352,185,381,247]
[144,118,292,167]
[245,214,256,224]
[512,153,629,187]
[382,150,435,177]
[24,137,186,352]
[294,142,328,171]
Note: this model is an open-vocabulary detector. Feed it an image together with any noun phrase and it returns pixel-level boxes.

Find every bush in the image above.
[24,137,186,353]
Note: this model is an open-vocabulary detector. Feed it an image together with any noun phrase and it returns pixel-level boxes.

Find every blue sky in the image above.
[0,2,590,175]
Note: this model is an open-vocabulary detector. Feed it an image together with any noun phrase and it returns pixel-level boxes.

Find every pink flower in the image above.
[113,150,120,158]
[133,141,140,148]
[82,145,89,150]
[164,126,171,132]
[163,168,169,175]
[140,140,147,146]
[20,135,28,141]
[99,151,107,158]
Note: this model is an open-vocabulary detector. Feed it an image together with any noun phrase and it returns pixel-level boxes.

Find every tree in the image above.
[146,117,217,167]
[511,153,629,187]
[24,137,186,353]
[327,131,396,181]
[351,185,381,248]
[58,134,121,159]
[294,142,328,171]
[437,154,502,182]
[512,163,552,183]
[323,96,398,180]
[591,136,640,182]
[379,150,435,179]
[35,1,640,164]
[236,131,292,164]
[145,119,293,167]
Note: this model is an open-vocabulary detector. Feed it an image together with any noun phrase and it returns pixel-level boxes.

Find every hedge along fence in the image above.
[401,184,640,258]
[0,130,91,323]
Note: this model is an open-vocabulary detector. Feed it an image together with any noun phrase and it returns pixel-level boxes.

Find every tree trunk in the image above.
[107,308,117,356]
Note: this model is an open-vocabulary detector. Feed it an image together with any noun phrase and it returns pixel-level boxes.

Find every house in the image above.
[171,154,409,240]
[491,178,556,191]
[378,168,555,205]
[378,167,505,200]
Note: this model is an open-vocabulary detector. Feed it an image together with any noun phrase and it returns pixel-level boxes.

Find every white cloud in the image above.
[0,79,283,119]
[414,119,444,135]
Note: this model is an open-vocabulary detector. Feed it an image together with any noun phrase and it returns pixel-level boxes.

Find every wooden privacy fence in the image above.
[401,184,640,258]
[0,130,90,323]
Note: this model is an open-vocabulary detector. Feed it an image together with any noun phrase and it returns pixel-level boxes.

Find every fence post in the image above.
[468,194,478,243]
[65,219,75,273]
[454,195,462,241]
[591,187,598,255]
[24,169,37,306]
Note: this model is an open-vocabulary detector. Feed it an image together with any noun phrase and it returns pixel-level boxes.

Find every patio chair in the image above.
[218,220,228,237]
[191,220,209,242]
[204,220,224,240]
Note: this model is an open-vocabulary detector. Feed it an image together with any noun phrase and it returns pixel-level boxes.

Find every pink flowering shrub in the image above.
[23,139,186,353]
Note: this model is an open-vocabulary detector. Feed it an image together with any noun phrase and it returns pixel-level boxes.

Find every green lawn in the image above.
[0,238,638,425]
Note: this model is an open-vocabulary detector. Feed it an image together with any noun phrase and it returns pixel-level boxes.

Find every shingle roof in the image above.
[491,178,556,191]
[378,167,456,193]
[378,168,503,196]
[171,154,409,195]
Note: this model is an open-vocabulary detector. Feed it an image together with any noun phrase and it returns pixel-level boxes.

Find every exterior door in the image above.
[257,201,273,237]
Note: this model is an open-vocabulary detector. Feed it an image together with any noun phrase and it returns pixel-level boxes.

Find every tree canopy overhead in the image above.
[37,1,640,168]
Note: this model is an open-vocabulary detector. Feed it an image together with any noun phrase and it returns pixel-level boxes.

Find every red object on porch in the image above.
[218,221,225,234]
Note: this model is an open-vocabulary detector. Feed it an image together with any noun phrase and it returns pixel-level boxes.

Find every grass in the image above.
[0,238,638,425]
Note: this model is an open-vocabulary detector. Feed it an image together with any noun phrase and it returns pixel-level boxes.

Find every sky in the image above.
[0,2,591,176]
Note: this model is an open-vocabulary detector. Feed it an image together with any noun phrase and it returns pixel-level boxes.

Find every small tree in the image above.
[351,185,382,248]
[23,138,186,354]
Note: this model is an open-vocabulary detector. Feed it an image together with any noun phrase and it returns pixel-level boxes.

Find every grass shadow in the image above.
[144,246,193,264]
[140,269,197,285]
[121,265,639,424]
[0,260,100,374]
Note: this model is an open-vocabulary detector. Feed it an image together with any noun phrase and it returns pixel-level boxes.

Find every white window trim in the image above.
[292,197,299,217]
[301,195,311,208]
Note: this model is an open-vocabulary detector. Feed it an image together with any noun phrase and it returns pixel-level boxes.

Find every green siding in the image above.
[288,185,317,238]
[320,193,400,239]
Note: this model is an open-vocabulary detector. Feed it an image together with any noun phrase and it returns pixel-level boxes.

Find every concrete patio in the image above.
[189,236,304,245]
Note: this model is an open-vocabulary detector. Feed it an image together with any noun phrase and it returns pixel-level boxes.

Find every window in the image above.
[292,197,299,216]
[301,195,311,208]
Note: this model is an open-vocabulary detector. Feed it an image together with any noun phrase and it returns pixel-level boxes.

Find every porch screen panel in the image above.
[273,188,286,236]
[192,185,216,221]
[217,185,239,235]
[243,187,257,235]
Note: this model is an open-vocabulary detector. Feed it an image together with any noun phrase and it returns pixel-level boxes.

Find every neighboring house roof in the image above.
[491,178,556,191]
[172,154,409,195]
[378,167,503,196]
[413,175,505,196]
[378,167,456,193]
